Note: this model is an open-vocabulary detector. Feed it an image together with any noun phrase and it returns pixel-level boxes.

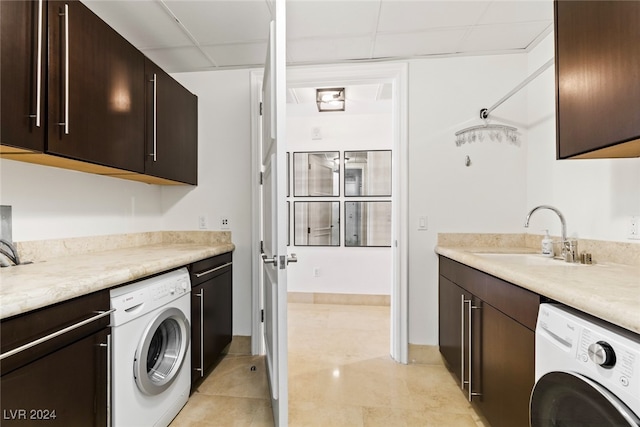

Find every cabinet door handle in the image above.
[99,334,112,427]
[0,309,115,361]
[194,262,233,278]
[460,295,465,391]
[150,73,157,161]
[466,299,482,402]
[195,289,204,377]
[29,0,44,127]
[57,4,70,134]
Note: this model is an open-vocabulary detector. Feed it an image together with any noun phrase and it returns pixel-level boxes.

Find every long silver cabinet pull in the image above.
[150,73,157,161]
[460,295,466,391]
[194,261,233,278]
[195,290,204,377]
[57,4,70,134]
[99,334,112,427]
[29,0,44,127]
[467,299,482,402]
[0,308,115,361]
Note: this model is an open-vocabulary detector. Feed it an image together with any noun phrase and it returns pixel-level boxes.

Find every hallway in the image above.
[171,302,486,426]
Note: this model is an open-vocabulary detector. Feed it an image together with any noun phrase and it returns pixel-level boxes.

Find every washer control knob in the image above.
[588,341,616,368]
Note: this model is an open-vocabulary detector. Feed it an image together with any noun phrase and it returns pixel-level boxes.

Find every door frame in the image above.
[251,62,409,363]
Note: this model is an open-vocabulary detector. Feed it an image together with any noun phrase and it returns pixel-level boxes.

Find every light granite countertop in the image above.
[436,245,640,335]
[0,232,234,320]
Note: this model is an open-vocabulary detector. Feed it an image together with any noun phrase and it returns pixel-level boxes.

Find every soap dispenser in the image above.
[541,229,554,257]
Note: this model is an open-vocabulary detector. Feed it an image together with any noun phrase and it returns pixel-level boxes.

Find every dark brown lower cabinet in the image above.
[190,252,233,391]
[476,303,535,427]
[439,256,539,427]
[0,291,110,426]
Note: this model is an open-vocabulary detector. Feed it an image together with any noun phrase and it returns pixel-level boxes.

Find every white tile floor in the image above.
[171,302,487,426]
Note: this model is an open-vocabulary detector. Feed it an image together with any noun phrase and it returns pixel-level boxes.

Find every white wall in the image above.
[163,69,254,336]
[525,34,640,241]
[0,159,163,240]
[407,54,530,345]
[286,109,393,295]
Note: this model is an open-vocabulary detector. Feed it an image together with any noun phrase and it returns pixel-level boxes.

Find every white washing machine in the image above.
[110,267,191,427]
[531,303,640,426]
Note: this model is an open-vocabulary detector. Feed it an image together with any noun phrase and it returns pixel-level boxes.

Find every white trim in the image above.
[250,70,264,356]
[251,61,409,363]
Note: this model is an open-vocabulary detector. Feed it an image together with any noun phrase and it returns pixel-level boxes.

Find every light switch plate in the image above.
[418,216,428,231]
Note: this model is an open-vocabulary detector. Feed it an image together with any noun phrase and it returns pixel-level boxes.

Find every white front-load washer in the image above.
[110,267,191,427]
[531,303,640,426]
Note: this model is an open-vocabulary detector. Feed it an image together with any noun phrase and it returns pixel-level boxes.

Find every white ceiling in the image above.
[83,0,554,74]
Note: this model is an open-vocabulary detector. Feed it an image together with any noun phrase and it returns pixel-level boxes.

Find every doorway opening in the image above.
[286,82,394,306]
[251,62,408,363]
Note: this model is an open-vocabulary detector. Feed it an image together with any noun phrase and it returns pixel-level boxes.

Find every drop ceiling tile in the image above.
[377,1,491,33]
[141,47,214,73]
[288,36,374,63]
[287,1,381,39]
[478,1,553,25]
[82,0,191,49]
[164,0,271,45]
[374,28,468,58]
[201,42,269,68]
[459,21,552,52]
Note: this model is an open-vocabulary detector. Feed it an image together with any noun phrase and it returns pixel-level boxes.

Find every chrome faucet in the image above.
[524,205,577,262]
[0,239,20,266]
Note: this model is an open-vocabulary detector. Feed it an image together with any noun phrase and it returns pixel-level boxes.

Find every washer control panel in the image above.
[577,326,638,392]
[110,267,191,325]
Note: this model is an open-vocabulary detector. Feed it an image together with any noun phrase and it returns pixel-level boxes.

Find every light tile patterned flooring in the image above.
[171,303,487,426]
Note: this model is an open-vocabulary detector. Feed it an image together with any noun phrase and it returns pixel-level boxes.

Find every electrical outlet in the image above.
[313,267,321,277]
[198,215,208,230]
[629,216,640,240]
[220,217,230,230]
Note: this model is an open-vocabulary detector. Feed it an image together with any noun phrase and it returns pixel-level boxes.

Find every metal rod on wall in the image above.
[480,58,554,119]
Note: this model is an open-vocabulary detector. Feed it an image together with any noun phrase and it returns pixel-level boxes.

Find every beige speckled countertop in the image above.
[0,231,234,320]
[436,241,640,335]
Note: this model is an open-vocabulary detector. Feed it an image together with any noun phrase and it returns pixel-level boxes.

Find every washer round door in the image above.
[530,371,640,427]
[134,307,190,396]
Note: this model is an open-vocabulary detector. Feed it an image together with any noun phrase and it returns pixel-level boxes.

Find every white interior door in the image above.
[261,2,288,425]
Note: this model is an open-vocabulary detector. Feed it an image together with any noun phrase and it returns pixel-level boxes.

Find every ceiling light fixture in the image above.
[316,88,345,112]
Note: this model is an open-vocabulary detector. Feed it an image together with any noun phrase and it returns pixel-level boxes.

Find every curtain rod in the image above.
[480,58,554,119]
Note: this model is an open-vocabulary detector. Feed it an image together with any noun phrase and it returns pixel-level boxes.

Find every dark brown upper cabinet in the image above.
[47,0,145,173]
[555,1,640,159]
[0,0,47,153]
[1,0,197,185]
[144,59,198,185]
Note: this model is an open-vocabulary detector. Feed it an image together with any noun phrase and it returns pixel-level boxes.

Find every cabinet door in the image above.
[202,267,233,367]
[0,0,46,152]
[438,275,466,385]
[555,0,640,158]
[191,265,232,389]
[144,58,198,184]
[0,328,109,426]
[47,0,145,172]
[477,304,535,427]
